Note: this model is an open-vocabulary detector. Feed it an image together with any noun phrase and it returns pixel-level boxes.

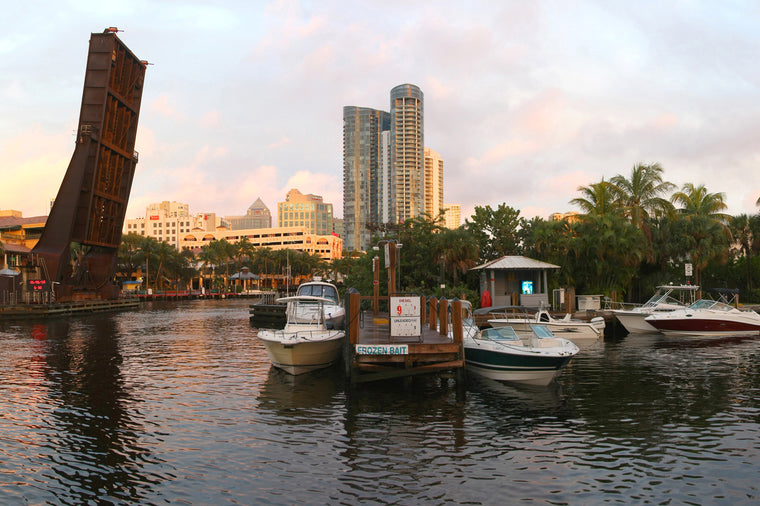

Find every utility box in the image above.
[577,294,602,311]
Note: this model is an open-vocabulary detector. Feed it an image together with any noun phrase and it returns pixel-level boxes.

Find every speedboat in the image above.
[644,297,760,337]
[464,324,579,386]
[488,307,604,345]
[257,296,345,375]
[294,279,345,329]
[613,284,699,334]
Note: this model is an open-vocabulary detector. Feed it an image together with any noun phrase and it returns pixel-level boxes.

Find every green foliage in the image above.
[465,203,523,262]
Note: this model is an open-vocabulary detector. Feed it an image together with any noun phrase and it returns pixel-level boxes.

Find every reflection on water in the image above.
[1,302,760,503]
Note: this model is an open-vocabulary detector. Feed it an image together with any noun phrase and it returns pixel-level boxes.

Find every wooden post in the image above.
[388,242,397,296]
[373,256,379,315]
[346,291,361,379]
[451,299,463,345]
[438,297,448,336]
[429,296,437,331]
[566,286,576,314]
[419,295,427,325]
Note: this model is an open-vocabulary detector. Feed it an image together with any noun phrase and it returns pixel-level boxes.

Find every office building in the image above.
[278,189,334,236]
[226,197,272,230]
[123,201,224,250]
[179,226,343,261]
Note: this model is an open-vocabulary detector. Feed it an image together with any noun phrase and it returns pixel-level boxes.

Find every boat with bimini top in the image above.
[644,293,760,337]
[612,284,699,334]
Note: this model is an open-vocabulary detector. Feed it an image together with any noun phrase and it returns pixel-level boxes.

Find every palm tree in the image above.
[570,179,623,217]
[610,163,675,230]
[671,183,730,223]
[730,214,755,291]
[435,227,480,286]
[152,241,176,290]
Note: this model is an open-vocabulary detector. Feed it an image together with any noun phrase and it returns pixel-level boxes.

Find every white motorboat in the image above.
[294,279,345,329]
[257,296,345,375]
[464,324,579,386]
[488,307,604,345]
[644,296,760,337]
[613,284,699,334]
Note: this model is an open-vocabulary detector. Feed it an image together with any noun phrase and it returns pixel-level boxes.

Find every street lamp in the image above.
[373,239,402,295]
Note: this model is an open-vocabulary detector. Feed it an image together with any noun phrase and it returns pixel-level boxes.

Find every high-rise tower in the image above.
[390,84,424,224]
[424,147,444,220]
[342,106,390,251]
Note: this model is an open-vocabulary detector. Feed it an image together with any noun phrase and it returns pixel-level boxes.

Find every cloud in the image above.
[150,94,186,121]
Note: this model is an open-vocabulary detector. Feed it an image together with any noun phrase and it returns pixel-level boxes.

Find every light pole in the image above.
[374,239,402,296]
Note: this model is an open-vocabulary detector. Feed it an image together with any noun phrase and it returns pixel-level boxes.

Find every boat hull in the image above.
[613,310,658,334]
[646,318,760,337]
[259,333,344,375]
[464,347,574,386]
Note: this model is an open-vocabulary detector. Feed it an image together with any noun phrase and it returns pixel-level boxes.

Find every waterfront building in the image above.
[226,197,272,230]
[550,211,581,224]
[443,204,461,229]
[278,189,334,236]
[391,83,425,224]
[179,226,343,261]
[0,210,47,269]
[424,147,444,221]
[0,210,46,251]
[124,201,226,250]
[342,106,391,251]
[332,218,344,241]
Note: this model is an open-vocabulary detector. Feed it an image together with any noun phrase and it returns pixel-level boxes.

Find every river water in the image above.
[1,299,759,504]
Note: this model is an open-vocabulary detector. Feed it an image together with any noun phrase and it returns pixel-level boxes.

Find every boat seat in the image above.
[530,324,561,348]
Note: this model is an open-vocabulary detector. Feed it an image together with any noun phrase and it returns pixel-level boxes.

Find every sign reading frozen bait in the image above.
[355,344,409,355]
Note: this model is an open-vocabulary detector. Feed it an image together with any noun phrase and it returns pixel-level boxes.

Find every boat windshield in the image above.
[481,327,520,341]
[297,284,339,303]
[689,299,734,312]
[643,285,698,308]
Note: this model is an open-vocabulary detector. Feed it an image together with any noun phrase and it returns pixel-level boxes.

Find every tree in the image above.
[570,179,623,217]
[566,214,647,295]
[610,163,675,231]
[729,214,760,292]
[465,203,523,262]
[671,183,730,223]
[434,227,480,287]
[117,233,147,280]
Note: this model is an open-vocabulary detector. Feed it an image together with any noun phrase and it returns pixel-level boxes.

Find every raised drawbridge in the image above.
[32,29,147,301]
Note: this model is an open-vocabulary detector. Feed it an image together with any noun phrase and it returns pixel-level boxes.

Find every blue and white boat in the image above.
[464,324,579,386]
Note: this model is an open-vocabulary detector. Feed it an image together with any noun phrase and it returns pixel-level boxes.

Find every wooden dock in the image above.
[344,292,466,383]
[0,298,140,320]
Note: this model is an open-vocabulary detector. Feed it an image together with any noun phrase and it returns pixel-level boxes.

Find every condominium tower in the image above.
[390,84,424,224]
[342,84,427,251]
[424,147,444,220]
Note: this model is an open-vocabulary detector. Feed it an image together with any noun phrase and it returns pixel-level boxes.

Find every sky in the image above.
[2,0,760,227]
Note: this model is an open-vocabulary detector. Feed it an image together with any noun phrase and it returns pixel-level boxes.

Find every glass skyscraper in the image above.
[342,84,426,251]
[342,106,390,251]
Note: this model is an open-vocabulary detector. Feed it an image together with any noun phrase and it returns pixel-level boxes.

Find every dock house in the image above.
[471,255,559,309]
